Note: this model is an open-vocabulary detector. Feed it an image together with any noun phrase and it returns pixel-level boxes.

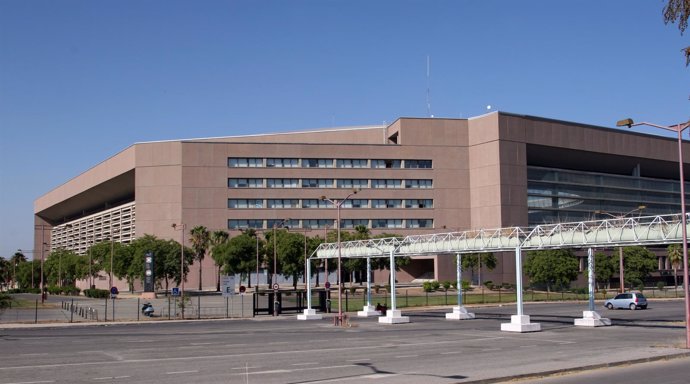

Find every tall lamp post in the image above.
[321,190,359,325]
[594,205,646,293]
[272,219,291,287]
[617,118,689,349]
[172,223,186,318]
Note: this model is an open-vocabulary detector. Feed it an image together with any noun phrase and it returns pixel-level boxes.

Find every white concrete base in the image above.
[574,310,611,327]
[357,305,381,317]
[501,315,541,332]
[140,292,157,299]
[297,308,323,320]
[378,309,410,324]
[445,306,475,320]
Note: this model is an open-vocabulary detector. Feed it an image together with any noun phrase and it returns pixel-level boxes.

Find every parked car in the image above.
[604,292,648,310]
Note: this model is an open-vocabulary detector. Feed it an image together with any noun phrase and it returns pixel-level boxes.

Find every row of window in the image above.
[227,218,434,230]
[228,157,432,169]
[228,178,433,189]
[228,199,433,209]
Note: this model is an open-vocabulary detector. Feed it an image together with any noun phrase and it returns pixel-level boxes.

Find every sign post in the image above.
[221,275,236,298]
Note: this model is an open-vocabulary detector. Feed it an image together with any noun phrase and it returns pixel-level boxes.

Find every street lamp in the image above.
[617,117,690,349]
[321,190,359,325]
[594,205,646,293]
[272,219,291,287]
[172,223,186,318]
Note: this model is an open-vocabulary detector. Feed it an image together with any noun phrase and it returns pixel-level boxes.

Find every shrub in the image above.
[431,281,441,291]
[441,280,452,291]
[64,286,81,296]
[656,281,665,291]
[0,293,12,309]
[484,280,494,290]
[47,285,61,295]
[349,286,357,295]
[374,284,381,293]
[83,288,110,299]
[422,281,434,292]
[461,280,472,292]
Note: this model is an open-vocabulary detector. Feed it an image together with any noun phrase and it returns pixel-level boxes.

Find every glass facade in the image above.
[527,166,690,225]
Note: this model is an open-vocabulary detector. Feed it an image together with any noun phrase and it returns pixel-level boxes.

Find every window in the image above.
[372,179,402,188]
[303,158,334,168]
[303,219,334,229]
[405,199,433,208]
[371,219,403,228]
[228,219,263,229]
[267,199,300,208]
[336,159,368,168]
[371,159,401,169]
[406,219,433,228]
[228,178,263,188]
[372,199,402,208]
[302,199,333,208]
[266,158,299,168]
[267,179,299,188]
[228,199,263,208]
[405,160,432,169]
[228,157,263,167]
[267,219,299,229]
[337,179,369,188]
[405,179,433,189]
[302,179,334,188]
[342,219,369,229]
[342,199,368,208]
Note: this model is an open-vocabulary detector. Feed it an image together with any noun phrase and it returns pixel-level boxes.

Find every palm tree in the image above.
[209,230,230,291]
[189,226,210,291]
[10,251,27,289]
[667,244,683,296]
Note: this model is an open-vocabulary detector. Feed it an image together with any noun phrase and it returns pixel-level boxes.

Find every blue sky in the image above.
[0,0,688,259]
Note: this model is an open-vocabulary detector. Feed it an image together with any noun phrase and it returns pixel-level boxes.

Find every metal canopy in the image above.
[312,213,690,259]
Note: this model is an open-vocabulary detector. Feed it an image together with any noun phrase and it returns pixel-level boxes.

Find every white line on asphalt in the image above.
[166,370,199,375]
[481,348,501,352]
[291,362,318,366]
[346,358,371,362]
[231,366,261,370]
[440,351,462,355]
[519,345,538,348]
[189,342,214,345]
[18,353,49,356]
[3,381,54,384]
[395,355,419,359]
[92,377,129,380]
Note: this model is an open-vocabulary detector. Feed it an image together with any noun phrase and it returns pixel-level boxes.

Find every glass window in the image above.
[228,158,263,167]
[337,179,369,188]
[406,219,433,228]
[228,199,263,208]
[267,199,300,208]
[267,219,299,229]
[405,199,433,208]
[303,219,334,229]
[371,219,403,228]
[303,158,334,168]
[405,179,433,188]
[342,199,368,208]
[302,179,334,188]
[371,179,402,189]
[228,178,263,188]
[371,159,402,169]
[372,199,402,208]
[228,219,263,229]
[266,158,299,168]
[336,159,368,168]
[302,199,333,208]
[404,160,432,169]
[267,179,299,188]
[342,219,369,229]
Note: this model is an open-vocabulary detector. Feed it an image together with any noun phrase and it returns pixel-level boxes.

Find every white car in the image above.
[604,292,648,310]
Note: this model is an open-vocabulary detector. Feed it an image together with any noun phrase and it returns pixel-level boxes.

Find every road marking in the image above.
[3,381,54,384]
[190,342,214,346]
[18,353,49,357]
[440,351,462,355]
[346,358,371,362]
[519,345,538,348]
[481,348,502,352]
[291,362,318,366]
[92,377,129,380]
[395,354,419,359]
[166,370,198,374]
[363,373,398,379]
[231,366,260,370]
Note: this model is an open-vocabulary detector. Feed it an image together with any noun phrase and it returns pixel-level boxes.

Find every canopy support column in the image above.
[501,247,541,332]
[358,257,381,317]
[298,257,322,320]
[379,249,409,324]
[447,253,474,320]
[575,248,610,327]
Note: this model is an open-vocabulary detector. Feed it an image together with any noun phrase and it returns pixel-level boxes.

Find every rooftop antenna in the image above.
[426,55,432,117]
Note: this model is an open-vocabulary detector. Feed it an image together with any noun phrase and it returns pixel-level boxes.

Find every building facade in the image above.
[34,112,690,290]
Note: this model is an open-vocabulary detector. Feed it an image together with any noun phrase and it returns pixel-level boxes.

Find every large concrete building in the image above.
[34,112,689,290]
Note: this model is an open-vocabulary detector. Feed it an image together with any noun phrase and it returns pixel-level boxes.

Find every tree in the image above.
[461,252,497,285]
[0,257,9,290]
[128,235,190,294]
[667,244,683,292]
[594,251,616,290]
[213,232,257,286]
[277,231,306,289]
[9,251,27,288]
[622,246,658,289]
[524,249,580,292]
[209,230,230,291]
[43,248,81,287]
[189,226,210,291]
[663,0,690,65]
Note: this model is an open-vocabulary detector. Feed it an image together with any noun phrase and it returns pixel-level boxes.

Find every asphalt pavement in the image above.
[1,299,689,383]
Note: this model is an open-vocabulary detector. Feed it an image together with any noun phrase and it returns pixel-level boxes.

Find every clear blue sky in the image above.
[1,0,688,259]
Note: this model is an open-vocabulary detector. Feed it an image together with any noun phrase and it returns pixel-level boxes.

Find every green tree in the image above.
[90,241,126,287]
[44,248,81,287]
[213,231,257,286]
[663,0,690,65]
[277,231,306,289]
[461,252,497,285]
[524,249,579,292]
[189,226,210,291]
[667,244,683,292]
[209,230,230,291]
[622,246,658,289]
[594,251,616,290]
[0,257,9,290]
[9,251,27,288]
[128,235,194,294]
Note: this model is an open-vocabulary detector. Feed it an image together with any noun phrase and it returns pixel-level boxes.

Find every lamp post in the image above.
[271,219,291,287]
[594,205,646,293]
[172,223,186,318]
[617,117,689,349]
[321,190,358,325]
